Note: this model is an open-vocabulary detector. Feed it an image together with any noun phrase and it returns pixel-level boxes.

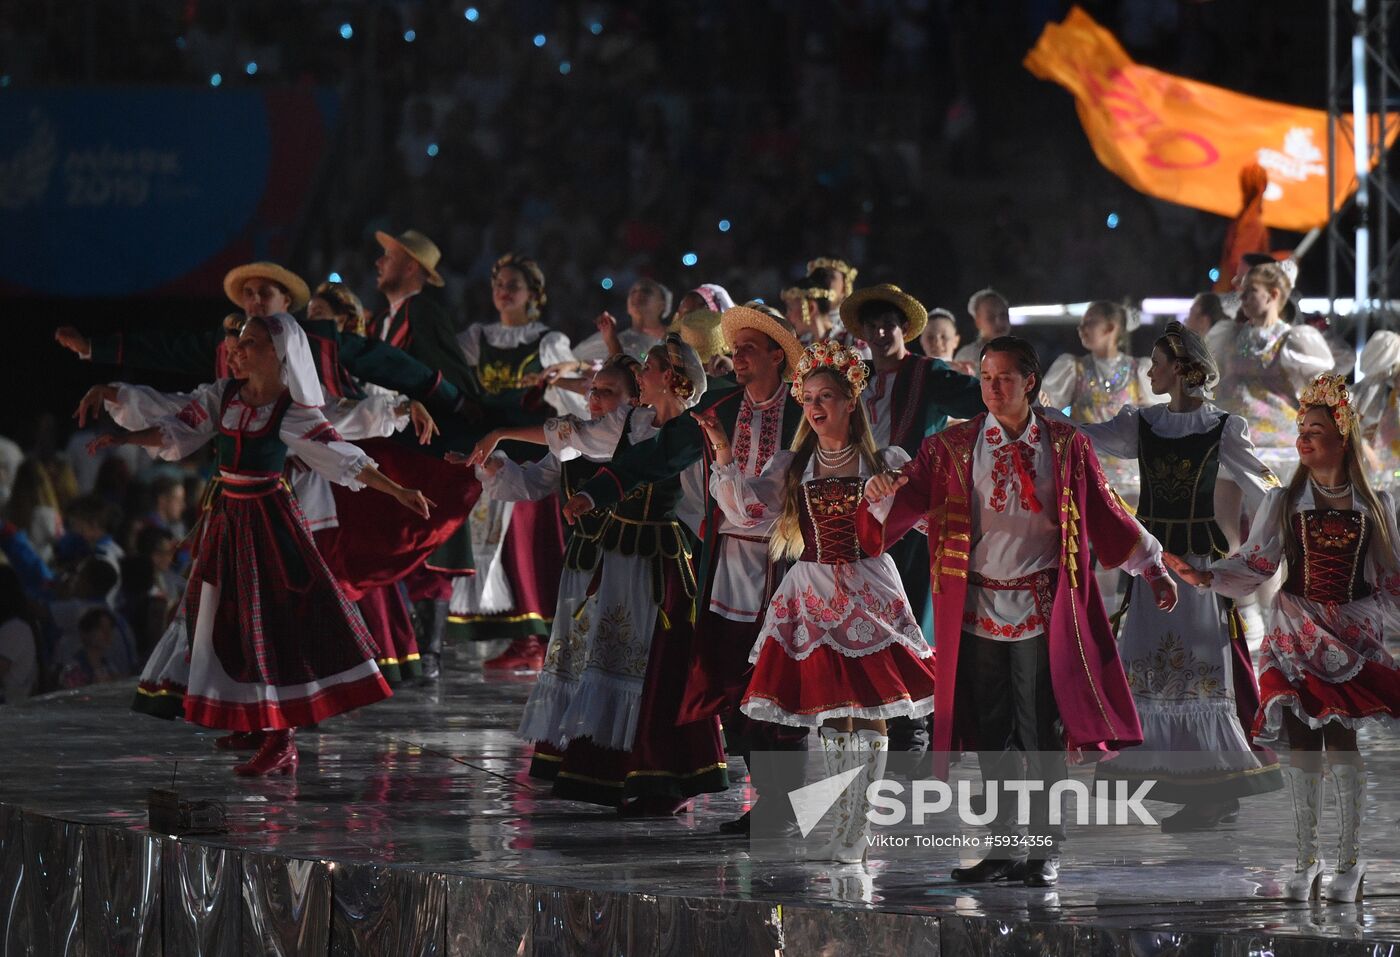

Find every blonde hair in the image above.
[1244,262,1293,307]
[770,368,882,561]
[1280,408,1397,573]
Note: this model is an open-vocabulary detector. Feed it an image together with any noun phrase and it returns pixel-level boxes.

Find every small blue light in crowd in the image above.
[590,21,603,35]
[328,272,343,283]
[533,34,547,48]
[339,23,354,40]
[465,7,480,22]
[1208,267,1221,282]
[601,277,614,290]
[717,219,731,233]
[1105,212,1119,229]
[209,73,222,87]
[404,30,416,42]
[681,252,699,267]
[426,143,439,157]
[559,61,572,75]
[245,62,258,75]
[1,75,10,88]
[175,36,186,50]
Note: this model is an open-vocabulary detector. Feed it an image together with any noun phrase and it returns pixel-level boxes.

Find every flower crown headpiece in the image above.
[782,285,836,303]
[1298,373,1359,438]
[806,257,858,288]
[791,340,869,400]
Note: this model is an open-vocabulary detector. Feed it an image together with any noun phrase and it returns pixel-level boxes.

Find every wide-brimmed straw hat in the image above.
[375,229,445,287]
[720,303,805,380]
[840,283,928,342]
[223,262,310,312]
[677,309,729,362]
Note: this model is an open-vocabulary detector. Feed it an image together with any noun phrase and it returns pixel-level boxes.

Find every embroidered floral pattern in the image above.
[176,400,208,429]
[1125,633,1225,699]
[962,609,1044,639]
[988,442,1039,513]
[734,397,782,476]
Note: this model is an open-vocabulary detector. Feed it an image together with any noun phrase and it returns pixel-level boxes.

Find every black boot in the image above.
[417,599,448,683]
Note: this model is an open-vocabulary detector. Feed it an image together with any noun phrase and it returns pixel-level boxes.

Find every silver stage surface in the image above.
[4,643,1400,955]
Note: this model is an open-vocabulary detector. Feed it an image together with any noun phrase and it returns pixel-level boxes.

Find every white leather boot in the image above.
[1283,765,1325,901]
[831,731,888,865]
[1327,764,1367,902]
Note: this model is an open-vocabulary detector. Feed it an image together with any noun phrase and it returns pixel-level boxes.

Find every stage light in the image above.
[559,61,571,75]
[718,219,731,233]
[1208,268,1221,282]
[404,30,416,42]
[328,273,343,283]
[1105,212,1119,229]
[245,62,258,75]
[601,277,614,290]
[533,34,547,48]
[590,22,603,35]
[0,75,9,87]
[175,36,186,50]
[464,7,480,21]
[209,73,222,87]
[339,23,354,40]
[682,252,699,267]
[426,143,439,157]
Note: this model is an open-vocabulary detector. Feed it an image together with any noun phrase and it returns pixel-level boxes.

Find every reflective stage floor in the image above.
[4,643,1400,955]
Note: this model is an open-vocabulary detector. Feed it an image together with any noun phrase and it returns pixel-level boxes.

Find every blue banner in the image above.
[0,88,338,298]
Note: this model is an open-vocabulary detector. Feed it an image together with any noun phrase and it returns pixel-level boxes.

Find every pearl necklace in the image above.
[1311,478,1353,499]
[815,444,857,468]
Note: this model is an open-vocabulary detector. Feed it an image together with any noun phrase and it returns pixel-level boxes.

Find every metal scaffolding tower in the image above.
[1328,0,1400,341]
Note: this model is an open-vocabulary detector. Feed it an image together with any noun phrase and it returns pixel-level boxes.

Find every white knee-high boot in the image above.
[1283,765,1325,901]
[1327,764,1367,902]
[831,730,888,865]
[809,728,855,861]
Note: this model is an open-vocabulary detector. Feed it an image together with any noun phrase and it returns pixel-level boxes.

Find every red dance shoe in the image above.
[214,731,265,752]
[483,636,545,672]
[234,730,299,777]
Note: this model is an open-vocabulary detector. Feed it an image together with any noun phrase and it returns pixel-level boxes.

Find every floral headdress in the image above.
[1298,373,1359,439]
[790,340,869,400]
[806,257,858,291]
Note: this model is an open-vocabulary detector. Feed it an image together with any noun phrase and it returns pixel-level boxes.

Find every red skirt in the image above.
[356,584,421,683]
[181,477,391,731]
[741,641,937,729]
[1255,657,1400,737]
[324,437,479,601]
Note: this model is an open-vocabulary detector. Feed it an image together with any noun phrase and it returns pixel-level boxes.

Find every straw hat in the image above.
[840,284,928,342]
[375,229,445,287]
[223,262,310,312]
[677,309,728,363]
[720,303,805,380]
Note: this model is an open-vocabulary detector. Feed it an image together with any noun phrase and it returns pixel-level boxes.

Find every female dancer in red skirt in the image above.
[86,315,431,775]
[694,340,936,862]
[1169,373,1400,901]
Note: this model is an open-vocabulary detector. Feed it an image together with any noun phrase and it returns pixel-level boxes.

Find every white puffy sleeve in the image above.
[480,452,562,503]
[151,381,226,461]
[710,450,794,533]
[1076,406,1140,462]
[457,323,484,367]
[1205,320,1237,363]
[106,383,194,431]
[1040,353,1078,409]
[539,330,573,368]
[1208,487,1290,598]
[321,395,408,441]
[1135,357,1167,405]
[280,405,376,490]
[543,406,630,462]
[1278,325,1335,394]
[1217,413,1280,519]
[677,459,707,539]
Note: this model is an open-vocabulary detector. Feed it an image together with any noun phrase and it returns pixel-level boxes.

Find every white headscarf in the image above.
[260,313,325,407]
[694,283,735,314]
[1155,321,1219,400]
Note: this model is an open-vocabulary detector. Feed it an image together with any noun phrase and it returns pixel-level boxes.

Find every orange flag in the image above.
[1025,6,1400,232]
